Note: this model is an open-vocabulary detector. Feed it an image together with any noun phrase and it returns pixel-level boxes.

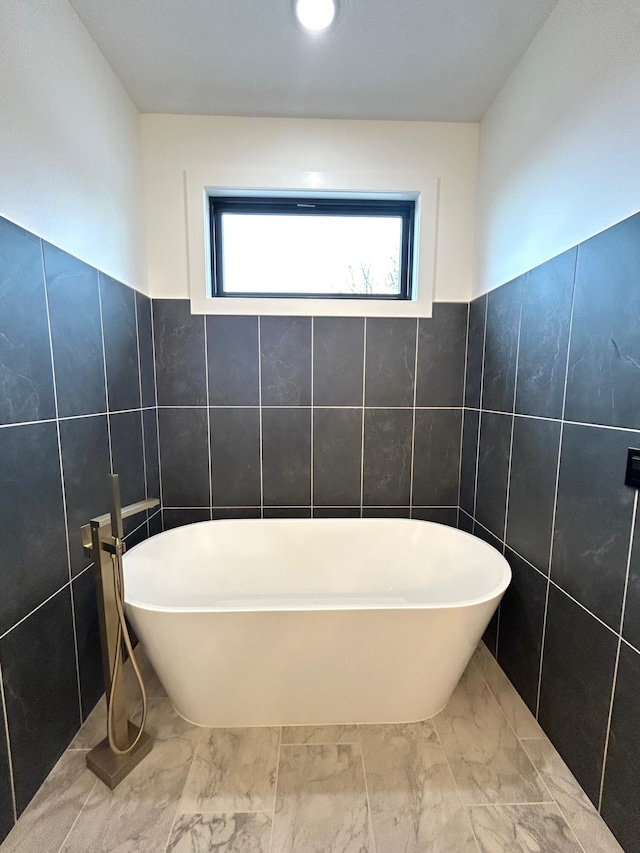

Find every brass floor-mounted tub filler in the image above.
[80,474,159,788]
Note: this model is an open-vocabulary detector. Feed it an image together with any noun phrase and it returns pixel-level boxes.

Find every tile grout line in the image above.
[360,318,367,518]
[39,239,83,725]
[457,302,471,524]
[96,273,114,475]
[430,716,482,852]
[472,296,489,521]
[133,294,150,537]
[598,487,638,812]
[162,725,206,853]
[0,661,18,824]
[535,248,578,719]
[149,299,164,527]
[408,317,420,515]
[258,317,264,519]
[203,316,213,519]
[55,778,99,853]
[310,318,314,514]
[495,286,524,660]
[357,725,378,853]
[268,726,283,853]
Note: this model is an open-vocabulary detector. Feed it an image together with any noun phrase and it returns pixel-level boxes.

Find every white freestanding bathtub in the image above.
[123,519,510,727]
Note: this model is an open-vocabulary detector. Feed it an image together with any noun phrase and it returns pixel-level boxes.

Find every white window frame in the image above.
[185,167,439,317]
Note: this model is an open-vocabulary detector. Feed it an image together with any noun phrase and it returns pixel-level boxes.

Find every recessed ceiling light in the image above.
[294,0,337,32]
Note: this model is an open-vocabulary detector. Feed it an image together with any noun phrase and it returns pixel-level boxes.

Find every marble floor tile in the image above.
[360,720,478,853]
[473,644,544,739]
[522,738,624,853]
[433,665,550,806]
[281,725,360,745]
[0,751,95,853]
[166,812,272,853]
[272,744,372,853]
[60,698,201,852]
[180,727,280,814]
[468,803,583,852]
[68,649,163,750]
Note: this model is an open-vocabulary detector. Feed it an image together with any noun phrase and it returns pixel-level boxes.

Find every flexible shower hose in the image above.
[106,540,148,755]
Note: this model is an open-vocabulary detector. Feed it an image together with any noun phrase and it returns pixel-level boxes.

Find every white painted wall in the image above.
[0,0,144,290]
[141,115,478,304]
[475,0,640,296]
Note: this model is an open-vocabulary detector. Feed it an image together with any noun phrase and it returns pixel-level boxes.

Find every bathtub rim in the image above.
[123,518,511,615]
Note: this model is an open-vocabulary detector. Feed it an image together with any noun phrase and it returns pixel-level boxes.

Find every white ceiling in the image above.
[68,0,558,122]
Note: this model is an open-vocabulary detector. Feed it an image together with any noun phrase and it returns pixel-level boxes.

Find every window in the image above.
[209,196,415,300]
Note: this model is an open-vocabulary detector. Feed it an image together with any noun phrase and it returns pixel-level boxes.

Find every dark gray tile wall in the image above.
[153,301,468,524]
[0,217,160,843]
[459,211,640,850]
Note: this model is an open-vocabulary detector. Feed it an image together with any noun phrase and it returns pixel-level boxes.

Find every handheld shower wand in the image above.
[80,475,159,787]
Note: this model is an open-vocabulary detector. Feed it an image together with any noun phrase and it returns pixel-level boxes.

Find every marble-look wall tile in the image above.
[522,738,624,853]
[262,407,311,506]
[260,317,311,406]
[411,507,458,526]
[167,813,272,853]
[59,414,111,576]
[158,408,210,507]
[475,411,511,539]
[153,299,207,407]
[416,303,468,407]
[0,713,13,843]
[362,506,410,518]
[622,506,640,650]
[313,408,362,506]
[99,273,140,412]
[506,416,561,573]
[465,295,486,409]
[362,409,412,506]
[71,568,103,721]
[143,408,160,500]
[1,588,80,815]
[0,750,95,853]
[473,642,544,739]
[565,213,640,429]
[361,720,476,853]
[61,699,201,852]
[0,422,68,635]
[0,219,55,426]
[600,642,640,852]
[538,586,618,805]
[44,243,106,418]
[412,409,462,506]
[206,315,259,406]
[313,507,361,519]
[135,292,156,408]
[432,665,548,806]
[482,276,522,414]
[263,507,311,518]
[458,509,474,534]
[365,317,416,407]
[162,508,211,530]
[109,410,146,508]
[210,407,261,507]
[180,727,279,813]
[469,803,582,853]
[497,551,547,716]
[211,508,261,520]
[459,408,479,516]
[272,744,372,853]
[515,249,575,419]
[551,423,638,629]
[313,317,364,406]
